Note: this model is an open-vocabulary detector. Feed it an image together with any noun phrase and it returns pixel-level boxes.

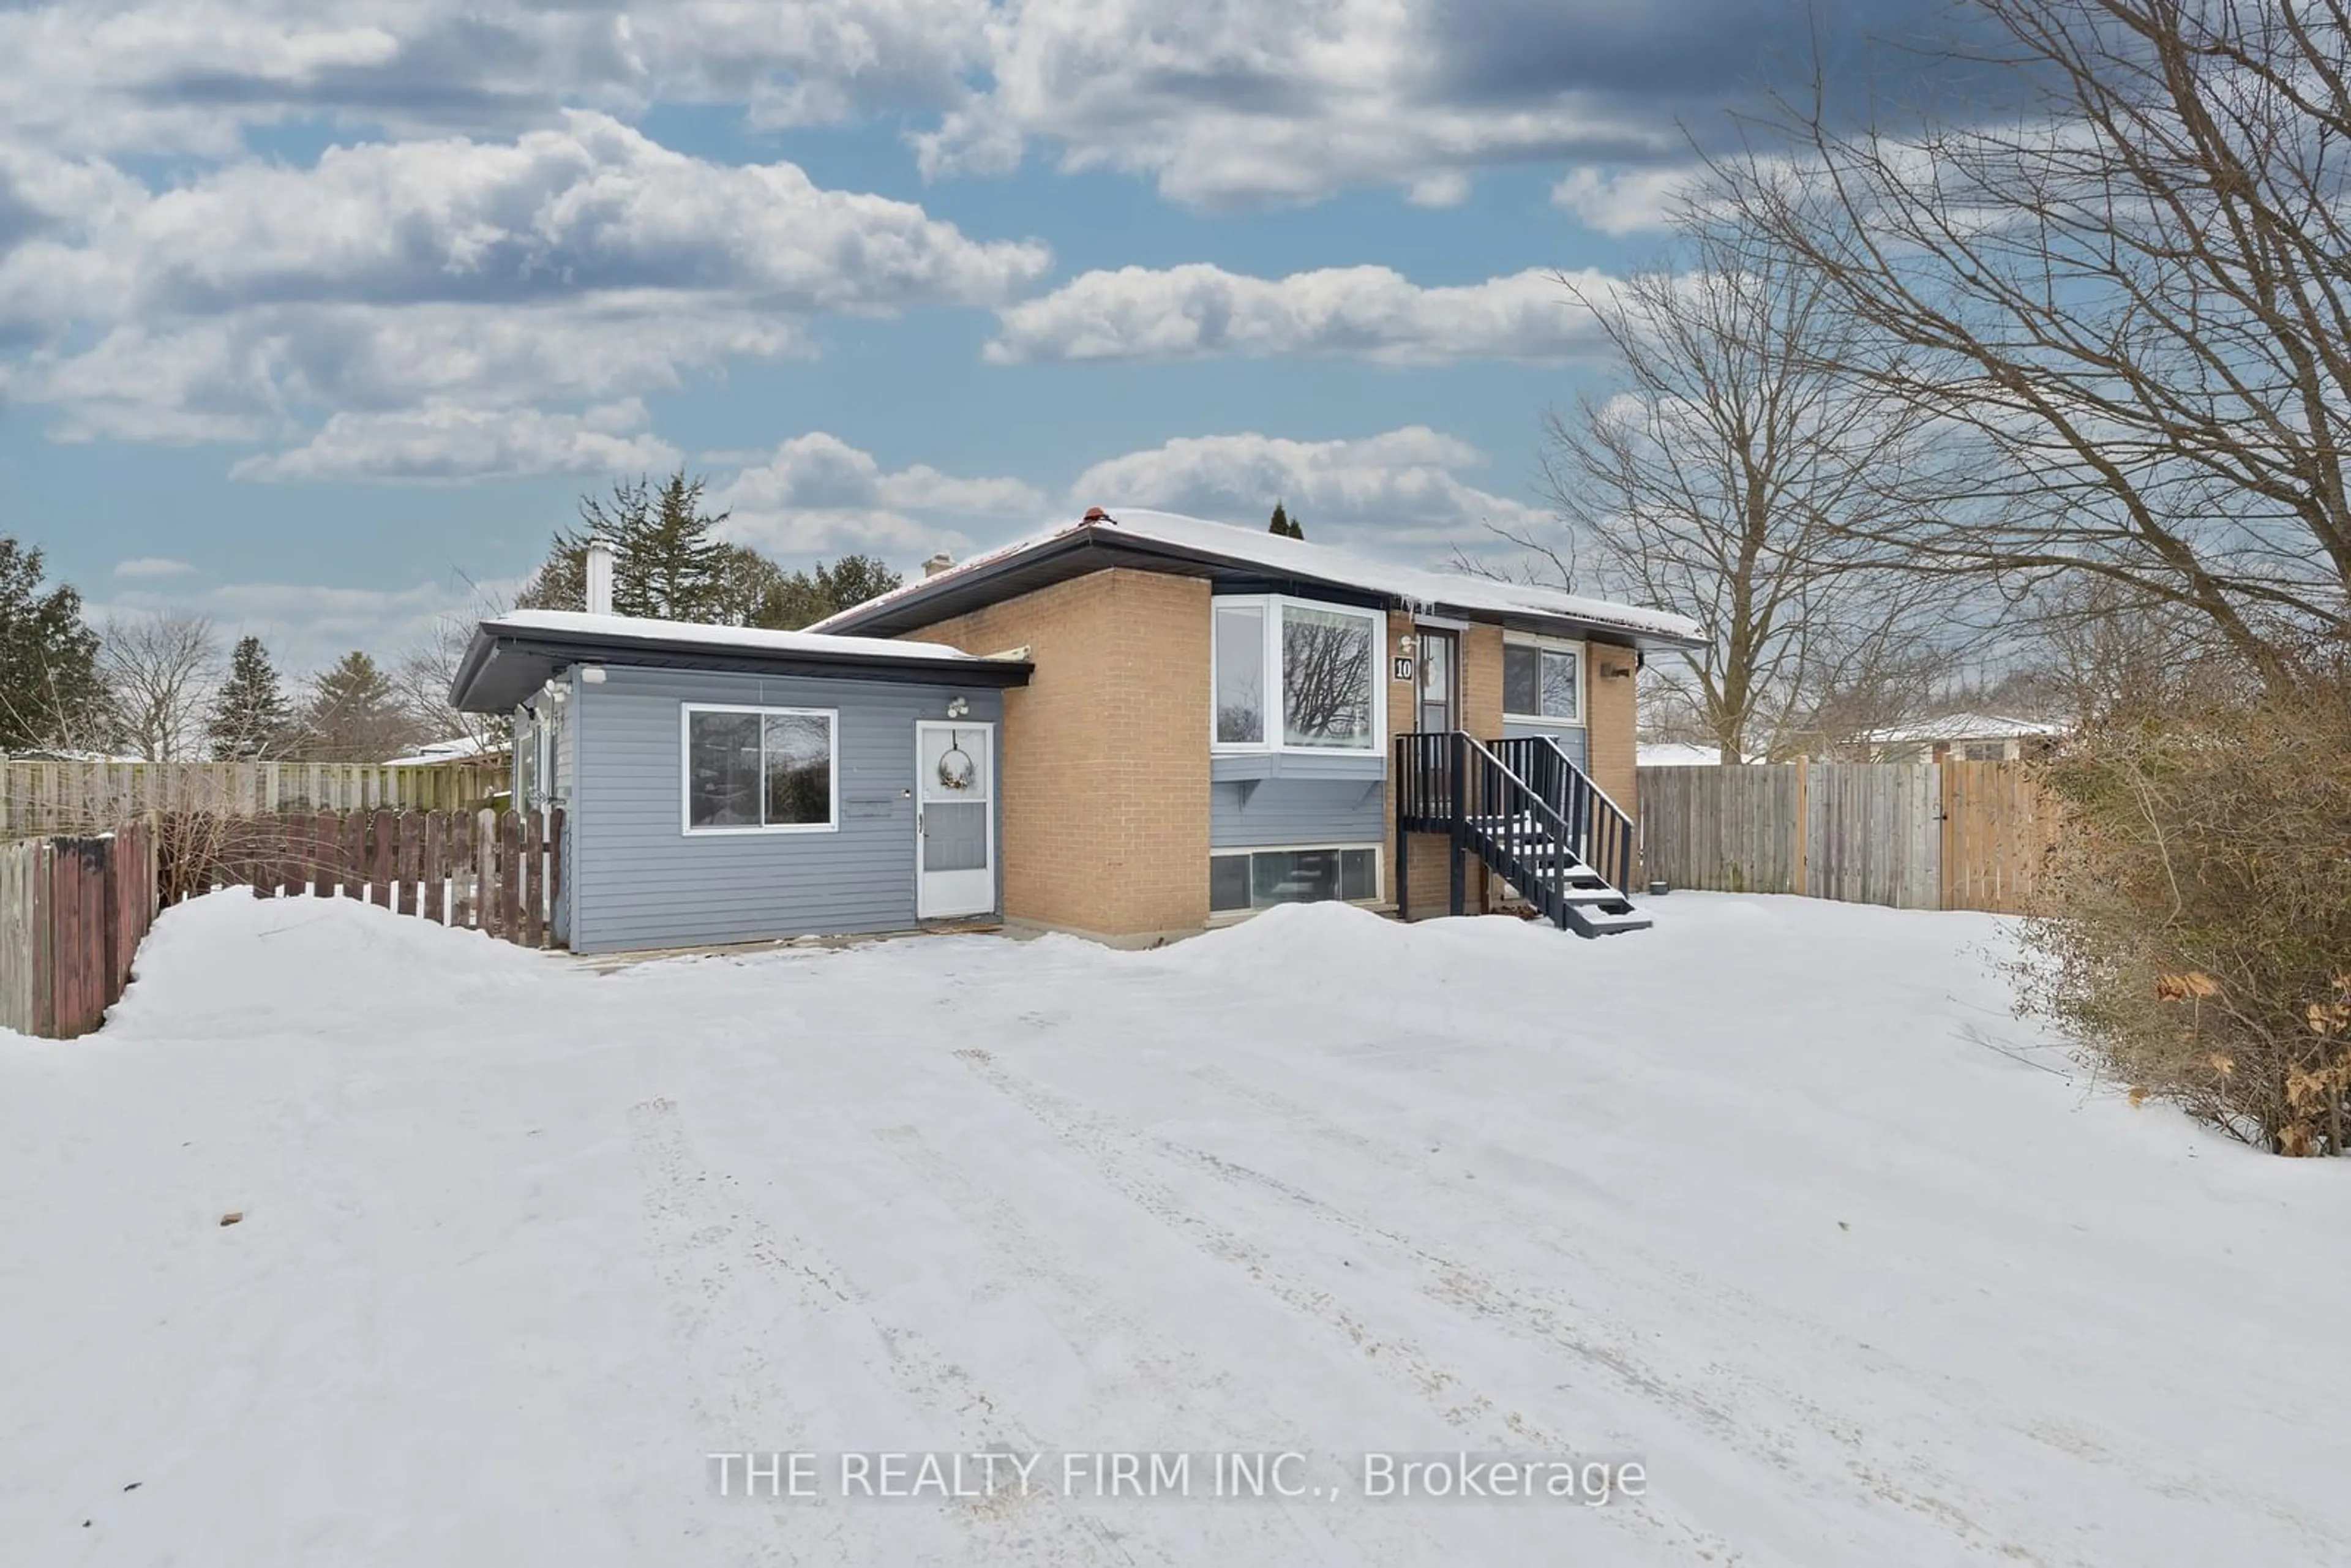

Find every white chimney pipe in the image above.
[585,541,615,617]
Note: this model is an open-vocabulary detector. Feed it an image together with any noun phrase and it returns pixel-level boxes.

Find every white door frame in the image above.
[915,720,996,920]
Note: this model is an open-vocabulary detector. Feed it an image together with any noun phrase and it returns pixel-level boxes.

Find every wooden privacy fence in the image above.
[1,820,159,1040]
[1,809,560,1041]
[1637,759,2057,913]
[161,808,566,950]
[1,759,507,836]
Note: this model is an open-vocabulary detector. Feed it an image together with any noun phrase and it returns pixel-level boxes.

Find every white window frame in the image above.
[1209,594,1388,756]
[1207,842,1385,921]
[678,702,841,836]
[1502,632,1587,727]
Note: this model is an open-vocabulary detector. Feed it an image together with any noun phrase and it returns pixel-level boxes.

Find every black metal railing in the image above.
[1491,735,1639,896]
[1393,730,1643,934]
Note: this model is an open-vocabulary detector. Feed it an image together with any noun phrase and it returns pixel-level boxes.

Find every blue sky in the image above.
[0,0,1921,673]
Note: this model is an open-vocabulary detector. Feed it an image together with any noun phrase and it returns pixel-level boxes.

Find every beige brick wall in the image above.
[1586,639,1640,822]
[902,569,1211,939]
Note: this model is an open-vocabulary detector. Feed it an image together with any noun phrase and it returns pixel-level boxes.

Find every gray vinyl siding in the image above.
[568,664,1001,954]
[1210,776,1386,850]
[1501,720,1589,770]
[553,673,579,948]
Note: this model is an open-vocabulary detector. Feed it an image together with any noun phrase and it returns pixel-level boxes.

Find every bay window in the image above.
[681,705,838,833]
[1210,595,1383,754]
[1503,638,1583,724]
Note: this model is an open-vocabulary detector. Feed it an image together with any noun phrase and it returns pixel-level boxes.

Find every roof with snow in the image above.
[1638,742,1724,767]
[446,609,1033,713]
[1866,712,2069,746]
[808,508,1708,649]
[381,733,510,767]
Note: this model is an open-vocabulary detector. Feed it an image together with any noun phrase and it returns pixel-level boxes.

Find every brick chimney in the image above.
[922,552,954,578]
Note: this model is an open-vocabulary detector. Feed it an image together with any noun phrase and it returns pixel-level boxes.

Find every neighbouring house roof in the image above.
[1638,742,1723,767]
[1866,712,2069,746]
[382,733,511,768]
[808,507,1709,650]
[447,609,1035,713]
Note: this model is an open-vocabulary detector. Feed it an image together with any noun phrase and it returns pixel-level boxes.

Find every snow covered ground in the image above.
[4,893,2347,1567]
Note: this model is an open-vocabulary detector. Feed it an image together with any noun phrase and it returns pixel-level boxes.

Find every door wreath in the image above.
[935,731,977,791]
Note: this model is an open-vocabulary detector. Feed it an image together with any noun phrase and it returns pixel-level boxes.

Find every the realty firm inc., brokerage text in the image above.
[708,1450,1646,1507]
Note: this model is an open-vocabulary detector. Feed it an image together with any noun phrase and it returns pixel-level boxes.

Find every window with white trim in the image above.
[1209,846,1381,913]
[1502,636,1583,724]
[1210,595,1384,754]
[681,705,838,833]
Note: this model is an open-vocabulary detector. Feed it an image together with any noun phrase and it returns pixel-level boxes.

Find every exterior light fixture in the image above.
[579,665,607,685]
[945,696,970,718]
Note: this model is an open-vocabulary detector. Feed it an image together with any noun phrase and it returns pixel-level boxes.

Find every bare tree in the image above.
[392,588,511,756]
[1527,218,1963,762]
[1711,0,2351,683]
[2009,576,2237,724]
[98,611,219,761]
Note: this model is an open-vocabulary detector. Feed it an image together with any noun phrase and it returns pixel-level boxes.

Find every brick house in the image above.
[449,508,1701,953]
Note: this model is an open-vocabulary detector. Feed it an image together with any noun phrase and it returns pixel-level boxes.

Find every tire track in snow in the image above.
[628,1095,1158,1568]
[949,1049,1735,1567]
[1157,1073,2076,1565]
[1176,1065,2348,1564]
[1152,1133,2045,1564]
[629,1095,849,1568]
[876,1123,1441,1568]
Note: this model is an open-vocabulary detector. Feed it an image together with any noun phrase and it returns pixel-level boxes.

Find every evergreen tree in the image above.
[514,531,590,613]
[1268,501,1303,539]
[745,555,907,630]
[707,544,789,627]
[206,635,294,760]
[298,651,419,762]
[518,471,735,621]
[0,536,108,752]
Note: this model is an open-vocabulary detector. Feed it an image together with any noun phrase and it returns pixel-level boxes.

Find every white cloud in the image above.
[230,399,681,483]
[2,1,1865,212]
[0,111,1048,465]
[712,432,1046,563]
[1069,427,1547,553]
[1550,164,1697,236]
[917,0,1697,209]
[112,557,197,579]
[988,263,1619,365]
[0,1,998,156]
[94,574,496,677]
[3,111,1048,326]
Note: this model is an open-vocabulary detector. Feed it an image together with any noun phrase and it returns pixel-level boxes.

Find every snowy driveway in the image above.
[4,893,2349,1566]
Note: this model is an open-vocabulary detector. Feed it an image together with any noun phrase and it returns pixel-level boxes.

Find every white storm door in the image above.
[916,721,995,918]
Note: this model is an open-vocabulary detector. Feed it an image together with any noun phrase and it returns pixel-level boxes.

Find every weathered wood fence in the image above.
[1,760,507,836]
[1637,759,2057,913]
[2,809,560,1041]
[1,820,159,1039]
[160,809,565,947]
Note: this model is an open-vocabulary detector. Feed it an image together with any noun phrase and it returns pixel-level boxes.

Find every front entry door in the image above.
[1417,628,1460,732]
[916,721,995,919]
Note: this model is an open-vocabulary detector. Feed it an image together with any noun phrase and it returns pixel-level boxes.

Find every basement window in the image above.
[681,704,838,833]
[1209,846,1381,913]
